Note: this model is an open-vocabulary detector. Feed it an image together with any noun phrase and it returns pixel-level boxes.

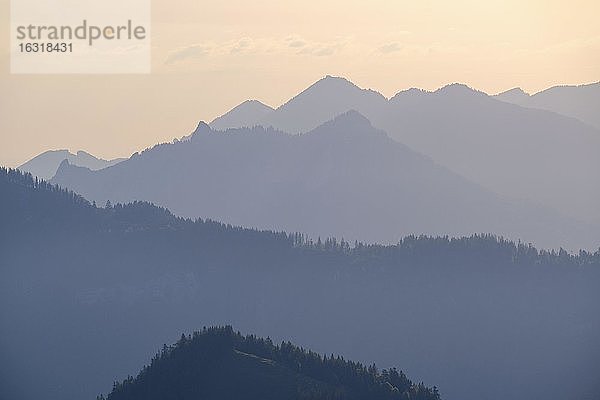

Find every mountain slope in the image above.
[257,75,388,133]
[18,149,125,180]
[51,111,597,249]
[494,87,530,104]
[2,167,600,400]
[218,77,600,221]
[381,83,600,222]
[210,100,274,131]
[495,82,600,129]
[101,326,439,400]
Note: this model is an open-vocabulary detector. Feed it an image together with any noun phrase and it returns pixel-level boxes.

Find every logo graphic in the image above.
[11,0,151,73]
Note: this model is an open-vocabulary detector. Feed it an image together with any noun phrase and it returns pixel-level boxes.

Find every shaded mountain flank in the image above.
[52,111,598,250]
[207,76,600,222]
[495,81,600,130]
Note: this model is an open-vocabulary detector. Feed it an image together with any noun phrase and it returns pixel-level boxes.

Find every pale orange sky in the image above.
[1,0,599,166]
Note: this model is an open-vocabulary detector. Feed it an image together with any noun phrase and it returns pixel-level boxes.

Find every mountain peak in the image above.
[262,76,388,134]
[494,87,531,105]
[321,74,350,83]
[58,158,70,168]
[307,110,382,139]
[192,121,212,136]
[499,87,530,97]
[435,83,484,96]
[303,75,360,93]
[210,100,274,131]
[334,109,372,126]
[298,75,385,100]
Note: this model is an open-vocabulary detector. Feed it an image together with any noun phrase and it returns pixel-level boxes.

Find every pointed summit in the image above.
[296,75,384,101]
[58,158,71,169]
[328,109,374,131]
[193,121,211,136]
[260,76,388,134]
[210,100,274,131]
[499,87,530,97]
[495,87,531,104]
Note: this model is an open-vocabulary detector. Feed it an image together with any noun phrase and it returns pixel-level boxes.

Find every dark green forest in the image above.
[100,326,440,400]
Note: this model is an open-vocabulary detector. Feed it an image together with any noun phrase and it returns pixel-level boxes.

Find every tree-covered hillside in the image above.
[1,167,599,400]
[101,326,439,400]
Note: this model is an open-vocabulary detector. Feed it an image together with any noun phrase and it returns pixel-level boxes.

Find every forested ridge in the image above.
[2,167,597,267]
[2,167,599,400]
[100,326,440,400]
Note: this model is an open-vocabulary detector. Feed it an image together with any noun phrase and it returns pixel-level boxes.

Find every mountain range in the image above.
[50,111,598,250]
[18,149,125,180]
[207,76,600,222]
[5,76,600,400]
[495,81,600,130]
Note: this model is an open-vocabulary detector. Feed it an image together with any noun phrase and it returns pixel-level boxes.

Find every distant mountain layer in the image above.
[101,326,439,400]
[51,111,598,250]
[210,76,600,221]
[210,100,274,130]
[19,149,125,180]
[495,82,600,130]
[2,167,600,400]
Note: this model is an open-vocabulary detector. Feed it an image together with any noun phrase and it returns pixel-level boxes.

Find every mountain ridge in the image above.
[494,81,600,129]
[209,76,600,221]
[18,149,125,180]
[51,111,599,250]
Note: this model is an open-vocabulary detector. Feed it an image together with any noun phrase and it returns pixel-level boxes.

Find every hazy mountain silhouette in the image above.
[258,75,388,133]
[495,82,600,129]
[101,326,439,400]
[215,77,600,221]
[210,99,274,131]
[19,149,125,180]
[382,83,600,222]
[51,111,597,250]
[494,87,530,104]
[2,168,599,400]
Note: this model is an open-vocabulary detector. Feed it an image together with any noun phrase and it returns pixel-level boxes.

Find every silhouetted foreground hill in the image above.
[2,168,600,400]
[100,326,439,400]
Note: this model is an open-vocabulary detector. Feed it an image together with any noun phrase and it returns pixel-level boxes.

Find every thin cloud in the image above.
[288,40,306,48]
[164,36,346,65]
[229,37,254,54]
[378,42,402,54]
[165,44,211,65]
